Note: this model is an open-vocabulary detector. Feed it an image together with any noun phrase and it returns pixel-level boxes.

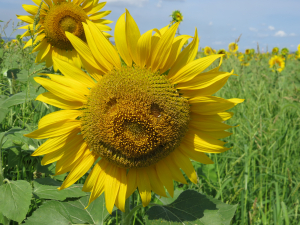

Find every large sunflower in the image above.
[25,10,243,214]
[17,0,112,70]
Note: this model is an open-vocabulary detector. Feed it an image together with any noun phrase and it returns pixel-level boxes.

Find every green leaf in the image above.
[145,190,237,225]
[24,194,111,225]
[33,177,86,200]
[23,201,71,225]
[156,189,183,205]
[0,180,32,223]
[0,90,38,108]
[7,147,21,168]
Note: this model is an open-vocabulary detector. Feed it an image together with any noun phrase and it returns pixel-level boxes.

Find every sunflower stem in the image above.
[122,196,131,225]
[123,202,159,225]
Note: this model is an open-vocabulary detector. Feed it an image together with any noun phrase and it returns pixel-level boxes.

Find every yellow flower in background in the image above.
[228,42,238,52]
[17,0,112,70]
[245,49,250,55]
[269,55,285,72]
[25,10,243,214]
[272,47,279,54]
[298,44,300,53]
[204,46,213,55]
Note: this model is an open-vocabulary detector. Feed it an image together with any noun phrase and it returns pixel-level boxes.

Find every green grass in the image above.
[1,36,300,225]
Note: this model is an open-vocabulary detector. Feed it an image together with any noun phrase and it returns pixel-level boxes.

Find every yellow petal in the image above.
[105,164,121,214]
[32,39,48,53]
[53,57,95,88]
[31,128,81,156]
[168,54,223,84]
[55,141,87,175]
[24,120,81,139]
[137,168,152,207]
[59,151,97,190]
[168,28,199,78]
[89,10,111,20]
[146,166,167,197]
[92,19,113,24]
[151,22,179,72]
[86,2,107,15]
[126,168,137,199]
[38,110,81,129]
[191,112,234,122]
[86,20,121,69]
[182,127,230,153]
[46,74,90,96]
[65,31,105,78]
[125,9,141,64]
[189,118,233,131]
[82,159,108,192]
[160,34,192,74]
[136,30,153,68]
[190,96,244,115]
[87,165,106,207]
[156,160,174,197]
[36,92,84,110]
[164,156,187,184]
[22,4,38,15]
[17,15,34,24]
[35,43,51,63]
[44,50,53,68]
[114,13,132,66]
[82,22,113,72]
[41,150,64,165]
[171,150,198,184]
[179,143,214,164]
[177,70,236,90]
[115,168,127,212]
[34,77,87,103]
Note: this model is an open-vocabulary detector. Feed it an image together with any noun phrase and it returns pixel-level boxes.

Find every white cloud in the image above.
[274,30,287,37]
[156,0,162,7]
[290,33,296,36]
[268,26,275,30]
[106,0,148,7]
[290,45,295,47]
[209,21,213,26]
[232,28,236,31]
[213,41,222,45]
[249,27,258,32]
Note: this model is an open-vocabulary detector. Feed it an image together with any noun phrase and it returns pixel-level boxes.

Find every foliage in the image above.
[1,23,300,224]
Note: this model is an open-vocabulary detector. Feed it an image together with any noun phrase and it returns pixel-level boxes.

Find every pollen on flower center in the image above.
[43,2,88,50]
[81,67,190,168]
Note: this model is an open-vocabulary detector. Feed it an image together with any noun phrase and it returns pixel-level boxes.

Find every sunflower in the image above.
[228,42,238,52]
[272,47,279,54]
[217,49,226,54]
[170,10,183,23]
[298,44,300,53]
[204,46,213,55]
[245,49,250,55]
[17,0,112,70]
[269,55,285,72]
[281,47,289,56]
[25,10,243,214]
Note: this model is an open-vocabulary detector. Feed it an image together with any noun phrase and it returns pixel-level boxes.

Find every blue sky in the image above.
[1,0,299,52]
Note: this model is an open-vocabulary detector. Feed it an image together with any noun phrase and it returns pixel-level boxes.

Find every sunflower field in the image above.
[0,1,300,225]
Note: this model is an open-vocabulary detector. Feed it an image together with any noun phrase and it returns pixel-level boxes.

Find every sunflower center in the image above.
[43,2,88,50]
[82,67,190,168]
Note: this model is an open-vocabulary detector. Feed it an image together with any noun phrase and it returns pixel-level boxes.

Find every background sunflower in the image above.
[17,0,112,70]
